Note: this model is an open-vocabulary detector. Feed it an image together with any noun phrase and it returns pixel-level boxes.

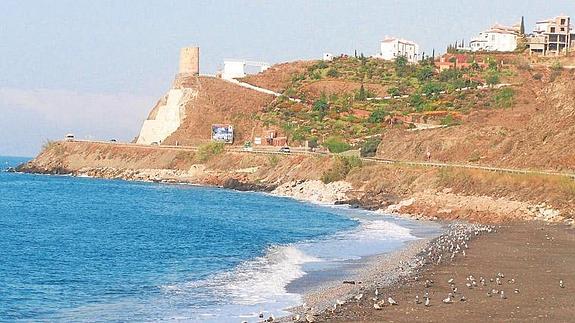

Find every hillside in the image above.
[238,53,575,171]
[157,76,276,146]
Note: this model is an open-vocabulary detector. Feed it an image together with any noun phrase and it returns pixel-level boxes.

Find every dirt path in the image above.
[323,222,575,322]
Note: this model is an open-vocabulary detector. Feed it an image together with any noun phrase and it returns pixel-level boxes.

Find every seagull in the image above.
[425,280,432,288]
[448,278,454,284]
[514,289,520,294]
[424,291,429,299]
[496,277,502,285]
[373,303,383,310]
[388,297,398,305]
[560,280,565,288]
[443,293,453,304]
[466,282,472,288]
[460,295,467,302]
[500,290,507,299]
[354,293,363,301]
[415,295,421,304]
[375,288,379,296]
[425,297,431,307]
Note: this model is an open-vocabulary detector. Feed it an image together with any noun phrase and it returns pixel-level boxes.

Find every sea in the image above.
[0,156,442,322]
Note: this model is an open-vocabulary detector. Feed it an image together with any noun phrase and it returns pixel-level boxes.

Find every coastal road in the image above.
[68,140,575,179]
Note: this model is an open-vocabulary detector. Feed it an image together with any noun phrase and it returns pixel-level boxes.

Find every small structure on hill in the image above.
[137,47,200,145]
[528,15,574,55]
[221,60,271,80]
[376,37,420,63]
[468,23,520,52]
[435,53,488,71]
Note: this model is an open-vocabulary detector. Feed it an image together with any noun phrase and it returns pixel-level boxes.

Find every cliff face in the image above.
[134,75,276,146]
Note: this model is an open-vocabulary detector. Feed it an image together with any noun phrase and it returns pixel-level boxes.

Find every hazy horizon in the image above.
[1,0,574,157]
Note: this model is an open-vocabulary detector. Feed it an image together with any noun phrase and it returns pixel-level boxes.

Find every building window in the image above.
[551,27,556,33]
[560,19,566,25]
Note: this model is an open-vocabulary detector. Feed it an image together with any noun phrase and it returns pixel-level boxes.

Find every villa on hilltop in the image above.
[375,37,420,63]
[468,23,520,52]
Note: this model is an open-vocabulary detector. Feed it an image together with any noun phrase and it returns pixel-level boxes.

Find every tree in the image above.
[416,65,434,82]
[520,16,525,35]
[360,137,382,157]
[356,84,367,101]
[395,56,408,77]
[312,93,329,119]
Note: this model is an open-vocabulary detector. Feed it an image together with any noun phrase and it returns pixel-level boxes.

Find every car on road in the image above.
[65,133,75,141]
[279,146,290,153]
[110,139,117,143]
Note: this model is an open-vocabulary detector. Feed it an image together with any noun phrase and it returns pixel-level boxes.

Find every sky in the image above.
[1,0,573,157]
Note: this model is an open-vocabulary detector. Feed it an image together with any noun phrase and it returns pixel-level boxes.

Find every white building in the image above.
[469,23,519,52]
[377,37,420,63]
[322,53,334,61]
[221,60,271,80]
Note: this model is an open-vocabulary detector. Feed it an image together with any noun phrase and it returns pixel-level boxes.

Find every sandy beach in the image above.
[291,221,575,322]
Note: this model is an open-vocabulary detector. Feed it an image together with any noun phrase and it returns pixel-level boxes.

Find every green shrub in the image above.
[323,136,351,153]
[360,137,381,157]
[321,155,362,183]
[422,81,445,96]
[387,87,401,97]
[416,65,434,82]
[440,114,461,127]
[495,87,515,109]
[327,68,340,78]
[486,71,500,86]
[368,107,389,123]
[196,142,225,162]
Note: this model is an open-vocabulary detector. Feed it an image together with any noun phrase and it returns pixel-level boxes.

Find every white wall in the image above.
[136,88,196,145]
[222,61,246,80]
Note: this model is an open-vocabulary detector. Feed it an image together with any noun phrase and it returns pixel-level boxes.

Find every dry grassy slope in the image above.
[376,69,575,171]
[161,76,275,146]
[239,60,316,93]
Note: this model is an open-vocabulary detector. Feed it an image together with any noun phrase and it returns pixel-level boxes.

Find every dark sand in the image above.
[315,222,574,322]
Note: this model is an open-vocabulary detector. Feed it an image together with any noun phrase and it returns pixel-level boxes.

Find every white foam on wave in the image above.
[160,244,321,320]
[159,216,420,321]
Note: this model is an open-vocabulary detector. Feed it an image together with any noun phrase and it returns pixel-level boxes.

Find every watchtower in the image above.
[178,47,200,76]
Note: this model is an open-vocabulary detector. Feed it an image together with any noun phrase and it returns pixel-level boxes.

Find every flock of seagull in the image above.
[255,223,567,323]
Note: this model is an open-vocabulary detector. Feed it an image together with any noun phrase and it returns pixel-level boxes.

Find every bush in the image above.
[494,87,515,109]
[485,71,500,86]
[422,81,445,96]
[360,137,381,157]
[323,136,352,153]
[440,114,461,127]
[196,142,225,162]
[368,107,389,123]
[326,68,340,78]
[321,155,362,183]
[387,87,401,97]
[416,65,434,82]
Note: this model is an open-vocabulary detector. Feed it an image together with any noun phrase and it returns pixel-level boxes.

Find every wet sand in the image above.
[311,222,575,322]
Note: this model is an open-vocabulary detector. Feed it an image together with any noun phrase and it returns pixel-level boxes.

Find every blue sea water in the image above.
[0,156,441,322]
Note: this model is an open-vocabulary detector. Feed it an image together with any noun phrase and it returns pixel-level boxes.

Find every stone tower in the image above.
[178,46,200,76]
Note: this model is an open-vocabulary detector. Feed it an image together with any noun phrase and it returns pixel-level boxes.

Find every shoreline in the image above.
[8,165,575,322]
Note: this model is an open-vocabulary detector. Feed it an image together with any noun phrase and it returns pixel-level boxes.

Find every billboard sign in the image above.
[211,124,234,143]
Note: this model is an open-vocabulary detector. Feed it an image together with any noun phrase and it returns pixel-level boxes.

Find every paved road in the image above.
[68,140,575,179]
